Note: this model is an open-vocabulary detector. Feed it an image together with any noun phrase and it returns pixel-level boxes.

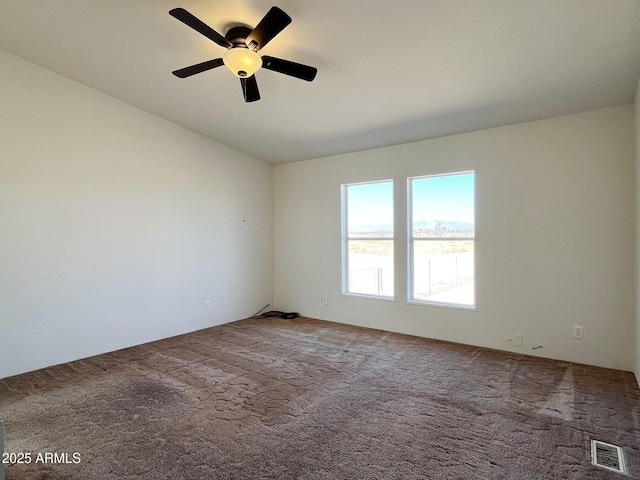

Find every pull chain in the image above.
[242,88,247,223]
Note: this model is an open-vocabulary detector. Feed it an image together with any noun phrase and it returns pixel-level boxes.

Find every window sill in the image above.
[342,292,396,303]
[407,299,477,311]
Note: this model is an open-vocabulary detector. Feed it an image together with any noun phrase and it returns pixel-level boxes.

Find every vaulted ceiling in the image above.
[1,0,639,164]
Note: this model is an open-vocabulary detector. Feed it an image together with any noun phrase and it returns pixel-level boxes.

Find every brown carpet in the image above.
[1,317,640,479]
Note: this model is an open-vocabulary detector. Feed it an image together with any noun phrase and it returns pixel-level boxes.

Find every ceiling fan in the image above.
[169,6,318,102]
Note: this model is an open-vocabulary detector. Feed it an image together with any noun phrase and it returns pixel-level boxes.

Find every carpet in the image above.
[1,317,639,479]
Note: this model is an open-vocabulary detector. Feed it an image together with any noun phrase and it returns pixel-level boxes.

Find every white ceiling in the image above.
[1,0,639,164]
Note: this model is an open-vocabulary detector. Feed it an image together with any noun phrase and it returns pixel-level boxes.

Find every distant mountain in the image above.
[350,223,393,234]
[350,220,473,237]
[412,220,474,237]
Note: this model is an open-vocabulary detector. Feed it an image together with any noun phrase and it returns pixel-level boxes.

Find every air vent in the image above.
[591,439,625,473]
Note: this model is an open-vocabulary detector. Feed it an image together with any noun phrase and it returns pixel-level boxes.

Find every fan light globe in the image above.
[223,48,262,78]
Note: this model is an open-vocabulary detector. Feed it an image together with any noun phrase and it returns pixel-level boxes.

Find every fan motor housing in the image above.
[225,25,252,46]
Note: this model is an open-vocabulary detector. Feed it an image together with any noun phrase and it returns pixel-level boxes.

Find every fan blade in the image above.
[240,76,260,102]
[245,7,291,51]
[169,8,232,49]
[172,58,224,78]
[262,56,317,82]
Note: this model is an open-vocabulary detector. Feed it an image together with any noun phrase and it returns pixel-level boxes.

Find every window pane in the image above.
[412,172,474,238]
[412,240,474,306]
[348,239,394,297]
[347,182,393,238]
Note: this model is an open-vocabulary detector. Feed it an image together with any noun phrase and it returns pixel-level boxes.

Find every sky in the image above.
[347,180,394,229]
[346,172,474,229]
[411,172,475,224]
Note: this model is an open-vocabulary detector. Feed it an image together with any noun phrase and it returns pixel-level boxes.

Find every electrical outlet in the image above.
[205,300,211,311]
[508,334,523,347]
[323,295,328,305]
[573,325,583,339]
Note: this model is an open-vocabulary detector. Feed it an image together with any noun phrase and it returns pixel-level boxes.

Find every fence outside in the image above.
[413,251,474,304]
[349,267,384,296]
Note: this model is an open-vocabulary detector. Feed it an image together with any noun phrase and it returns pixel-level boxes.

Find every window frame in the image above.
[341,179,395,301]
[407,170,477,310]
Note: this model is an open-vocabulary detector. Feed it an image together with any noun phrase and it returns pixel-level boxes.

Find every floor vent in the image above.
[591,440,625,473]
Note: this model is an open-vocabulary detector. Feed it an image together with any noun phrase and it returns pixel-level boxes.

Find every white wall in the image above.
[0,50,273,378]
[635,77,640,380]
[274,105,635,371]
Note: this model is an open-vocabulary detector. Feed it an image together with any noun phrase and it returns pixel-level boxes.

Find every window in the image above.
[409,171,475,308]
[342,180,394,299]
